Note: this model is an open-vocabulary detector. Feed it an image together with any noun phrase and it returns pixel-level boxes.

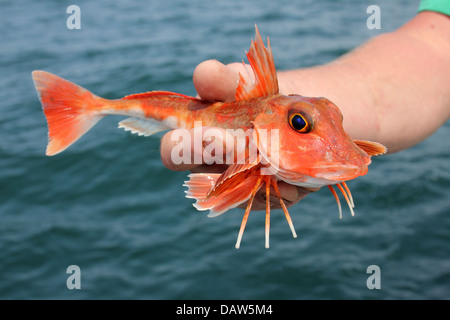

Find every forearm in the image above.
[278,11,450,153]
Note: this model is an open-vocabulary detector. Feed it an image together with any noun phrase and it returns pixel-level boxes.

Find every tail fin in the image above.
[32,70,104,156]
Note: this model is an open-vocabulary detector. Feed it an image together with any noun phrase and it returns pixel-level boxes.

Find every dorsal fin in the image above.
[235,25,279,101]
[122,91,196,100]
[354,140,387,156]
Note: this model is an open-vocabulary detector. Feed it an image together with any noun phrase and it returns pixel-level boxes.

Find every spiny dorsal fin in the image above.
[122,91,196,100]
[354,140,387,156]
[235,25,279,101]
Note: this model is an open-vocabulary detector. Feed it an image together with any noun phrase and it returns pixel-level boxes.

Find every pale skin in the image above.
[160,11,450,209]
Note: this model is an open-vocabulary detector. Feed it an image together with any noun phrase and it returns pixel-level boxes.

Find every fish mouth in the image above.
[273,163,369,189]
[313,164,369,181]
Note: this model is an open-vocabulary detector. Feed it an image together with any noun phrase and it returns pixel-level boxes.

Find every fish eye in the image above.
[289,112,311,133]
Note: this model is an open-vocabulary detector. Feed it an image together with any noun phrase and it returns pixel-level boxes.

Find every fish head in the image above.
[252,95,386,187]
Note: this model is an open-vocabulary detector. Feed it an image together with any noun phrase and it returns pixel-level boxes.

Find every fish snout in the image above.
[313,144,372,181]
[314,163,369,182]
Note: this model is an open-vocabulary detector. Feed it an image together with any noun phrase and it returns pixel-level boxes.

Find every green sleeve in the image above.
[418,0,450,16]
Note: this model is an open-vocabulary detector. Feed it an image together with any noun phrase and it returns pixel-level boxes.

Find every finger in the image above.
[238,183,320,210]
[226,62,255,82]
[277,181,302,202]
[248,182,299,210]
[189,164,229,174]
[193,60,239,102]
[193,60,253,102]
[160,127,237,171]
[160,130,199,171]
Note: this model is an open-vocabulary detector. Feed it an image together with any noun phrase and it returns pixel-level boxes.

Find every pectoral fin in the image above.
[208,155,261,198]
[353,140,387,156]
[183,172,262,217]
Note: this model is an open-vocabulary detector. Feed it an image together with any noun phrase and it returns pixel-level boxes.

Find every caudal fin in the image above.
[32,70,104,156]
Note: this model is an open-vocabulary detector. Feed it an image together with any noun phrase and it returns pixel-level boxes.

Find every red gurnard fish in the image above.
[32,26,386,248]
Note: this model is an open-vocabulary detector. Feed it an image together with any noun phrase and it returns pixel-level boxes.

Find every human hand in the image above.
[160,59,319,210]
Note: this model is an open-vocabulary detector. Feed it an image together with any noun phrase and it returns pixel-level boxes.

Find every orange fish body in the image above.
[32,26,386,248]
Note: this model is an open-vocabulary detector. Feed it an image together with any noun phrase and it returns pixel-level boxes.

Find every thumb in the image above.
[193,60,253,102]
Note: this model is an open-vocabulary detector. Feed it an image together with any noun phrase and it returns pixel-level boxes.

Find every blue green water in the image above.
[1,0,449,299]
